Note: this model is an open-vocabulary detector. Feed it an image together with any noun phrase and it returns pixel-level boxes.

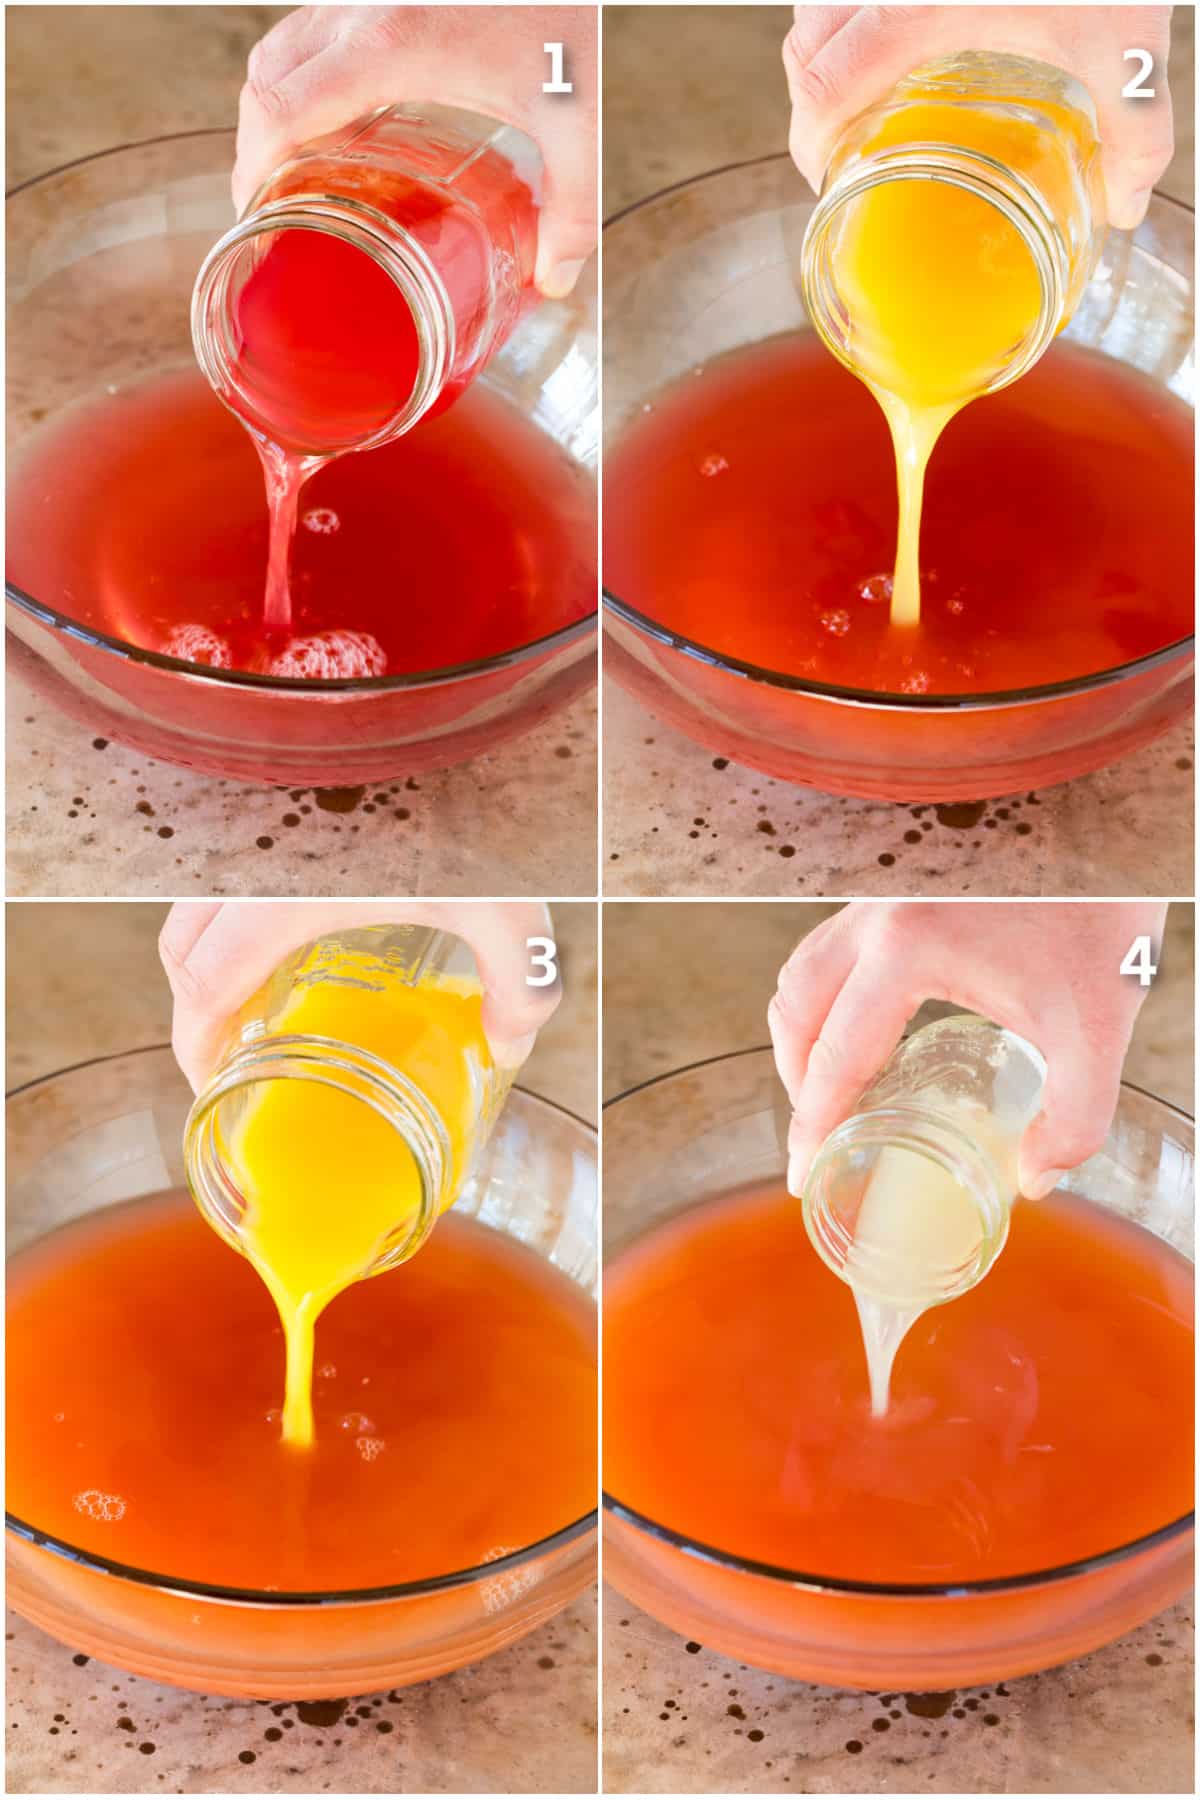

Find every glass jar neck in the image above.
[802,1102,1011,1307]
[184,1033,452,1271]
[191,197,456,453]
[802,147,1066,396]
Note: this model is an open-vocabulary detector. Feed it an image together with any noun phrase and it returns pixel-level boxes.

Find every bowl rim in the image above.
[6,1043,598,1608]
[602,161,1194,712]
[6,127,597,696]
[602,1044,1195,1597]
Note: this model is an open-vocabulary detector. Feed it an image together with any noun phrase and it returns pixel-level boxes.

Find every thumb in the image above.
[532,133,597,297]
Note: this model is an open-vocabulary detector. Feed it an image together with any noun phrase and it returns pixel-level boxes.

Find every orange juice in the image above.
[190,936,509,1448]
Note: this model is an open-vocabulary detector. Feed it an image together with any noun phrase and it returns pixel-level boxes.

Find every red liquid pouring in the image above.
[605,336,1193,695]
[210,127,540,646]
[7,368,595,678]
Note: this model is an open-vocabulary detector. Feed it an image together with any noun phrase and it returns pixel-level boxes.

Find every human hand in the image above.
[783,5,1173,229]
[160,900,560,1091]
[768,900,1167,1200]
[233,4,597,297]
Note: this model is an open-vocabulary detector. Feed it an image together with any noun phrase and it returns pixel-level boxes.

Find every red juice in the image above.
[7,368,595,679]
[604,336,1193,695]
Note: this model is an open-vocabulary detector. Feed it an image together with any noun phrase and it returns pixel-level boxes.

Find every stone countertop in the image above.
[601,900,1194,1795]
[6,686,598,899]
[601,6,1195,900]
[6,4,597,900]
[6,900,598,1795]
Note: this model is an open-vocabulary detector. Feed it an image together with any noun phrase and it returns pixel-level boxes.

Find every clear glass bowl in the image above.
[603,1048,1193,1690]
[603,159,1194,802]
[7,1046,597,1699]
[7,133,597,785]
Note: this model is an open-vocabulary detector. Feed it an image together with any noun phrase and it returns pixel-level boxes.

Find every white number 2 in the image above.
[1122,49,1156,98]
[1120,935,1158,987]
[527,936,559,987]
[543,42,573,94]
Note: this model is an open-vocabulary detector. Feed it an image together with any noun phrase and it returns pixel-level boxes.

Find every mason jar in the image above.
[801,52,1105,399]
[192,103,542,455]
[184,923,514,1276]
[802,1013,1048,1311]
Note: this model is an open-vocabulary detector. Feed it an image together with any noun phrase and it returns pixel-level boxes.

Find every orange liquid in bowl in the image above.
[605,1183,1192,1587]
[8,1194,596,1593]
[604,336,1193,698]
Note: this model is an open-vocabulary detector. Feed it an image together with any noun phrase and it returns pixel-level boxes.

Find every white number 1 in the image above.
[1120,935,1158,986]
[543,42,572,94]
[527,937,559,987]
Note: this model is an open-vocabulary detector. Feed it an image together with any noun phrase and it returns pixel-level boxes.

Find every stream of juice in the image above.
[604,336,1192,694]
[8,1194,596,1589]
[223,146,538,639]
[7,367,594,677]
[217,962,498,1448]
[604,1183,1193,1582]
[825,95,1090,626]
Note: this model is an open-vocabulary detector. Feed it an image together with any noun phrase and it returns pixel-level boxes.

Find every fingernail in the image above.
[786,1151,807,1200]
[539,258,587,300]
[491,1029,539,1072]
[1024,1168,1067,1200]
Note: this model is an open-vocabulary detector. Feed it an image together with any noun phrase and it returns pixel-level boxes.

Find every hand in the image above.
[160,900,560,1092]
[234,4,597,297]
[768,900,1167,1200]
[783,5,1174,229]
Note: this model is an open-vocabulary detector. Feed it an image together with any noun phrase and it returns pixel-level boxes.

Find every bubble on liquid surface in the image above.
[857,574,892,606]
[820,609,851,637]
[74,1489,125,1523]
[318,1363,338,1380]
[355,1435,385,1462]
[302,507,341,535]
[946,590,966,616]
[900,670,932,694]
[267,630,387,680]
[699,452,729,478]
[339,1411,376,1435]
[161,624,233,669]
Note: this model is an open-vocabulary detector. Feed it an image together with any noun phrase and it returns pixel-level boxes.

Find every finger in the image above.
[767,909,858,1109]
[161,901,559,1090]
[785,964,918,1196]
[1089,8,1174,228]
[784,5,960,191]
[1017,1028,1129,1198]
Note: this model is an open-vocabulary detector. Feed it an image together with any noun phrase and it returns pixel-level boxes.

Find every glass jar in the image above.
[192,103,542,455]
[183,923,513,1278]
[801,52,1105,400]
[803,1013,1047,1310]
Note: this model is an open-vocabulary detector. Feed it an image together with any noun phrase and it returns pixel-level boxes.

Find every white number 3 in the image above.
[527,936,559,987]
[1120,935,1158,986]
[1122,49,1156,98]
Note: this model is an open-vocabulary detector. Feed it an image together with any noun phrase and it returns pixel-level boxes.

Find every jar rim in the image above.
[801,143,1066,399]
[190,194,456,454]
[184,1032,451,1274]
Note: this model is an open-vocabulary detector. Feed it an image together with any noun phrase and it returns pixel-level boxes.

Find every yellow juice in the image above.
[214,960,495,1447]
[820,73,1099,627]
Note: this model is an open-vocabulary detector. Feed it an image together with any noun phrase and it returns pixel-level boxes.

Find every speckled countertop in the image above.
[5,5,597,899]
[601,901,1194,1795]
[6,900,599,1795]
[601,6,1196,899]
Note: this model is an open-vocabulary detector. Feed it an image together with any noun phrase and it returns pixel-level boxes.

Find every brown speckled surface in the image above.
[601,900,1194,1794]
[6,900,599,1794]
[601,6,1196,899]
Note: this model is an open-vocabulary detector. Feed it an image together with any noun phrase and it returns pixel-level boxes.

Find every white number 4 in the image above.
[1120,935,1158,986]
[543,42,572,94]
[1122,49,1156,98]
[527,936,559,987]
